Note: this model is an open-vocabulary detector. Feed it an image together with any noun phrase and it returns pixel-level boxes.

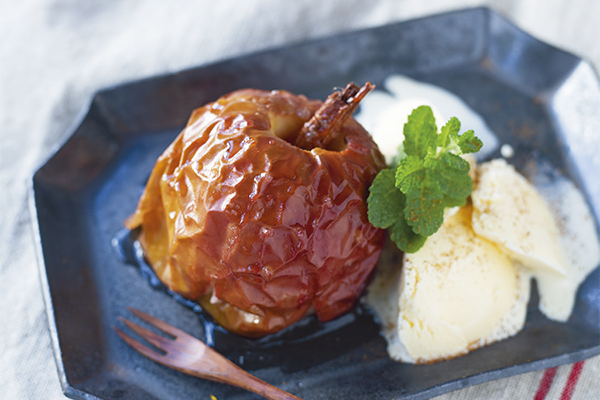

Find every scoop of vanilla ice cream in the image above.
[471,159,568,277]
[532,177,600,321]
[366,206,529,363]
[473,159,600,321]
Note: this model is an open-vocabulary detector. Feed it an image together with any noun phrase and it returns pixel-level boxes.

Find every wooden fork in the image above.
[114,307,303,400]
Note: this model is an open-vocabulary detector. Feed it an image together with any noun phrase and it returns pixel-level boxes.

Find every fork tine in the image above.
[117,312,304,400]
[113,326,167,364]
[118,316,173,353]
[127,307,195,340]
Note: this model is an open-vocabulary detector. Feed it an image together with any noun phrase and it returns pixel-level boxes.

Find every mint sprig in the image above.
[367,105,482,253]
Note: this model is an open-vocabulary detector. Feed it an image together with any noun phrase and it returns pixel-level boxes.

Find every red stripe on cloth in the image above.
[534,367,558,400]
[559,361,585,400]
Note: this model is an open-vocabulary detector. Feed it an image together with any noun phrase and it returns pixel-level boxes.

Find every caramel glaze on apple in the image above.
[125,84,386,337]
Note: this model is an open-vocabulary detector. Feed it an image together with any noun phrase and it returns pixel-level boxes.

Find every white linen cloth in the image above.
[1,1,598,399]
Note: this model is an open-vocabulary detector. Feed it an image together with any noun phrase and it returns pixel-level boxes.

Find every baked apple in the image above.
[125,83,386,337]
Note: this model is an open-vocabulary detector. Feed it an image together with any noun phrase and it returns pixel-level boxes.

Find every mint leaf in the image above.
[437,116,461,149]
[404,183,445,236]
[367,105,482,253]
[456,129,482,154]
[431,169,473,202]
[440,152,470,172]
[395,155,425,194]
[389,218,427,253]
[367,169,405,229]
[428,155,472,200]
[403,106,437,159]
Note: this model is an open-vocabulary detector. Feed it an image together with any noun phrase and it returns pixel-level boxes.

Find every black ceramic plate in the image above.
[32,7,600,400]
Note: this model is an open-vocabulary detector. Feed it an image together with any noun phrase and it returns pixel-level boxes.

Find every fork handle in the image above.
[193,368,303,400]
[231,371,303,400]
